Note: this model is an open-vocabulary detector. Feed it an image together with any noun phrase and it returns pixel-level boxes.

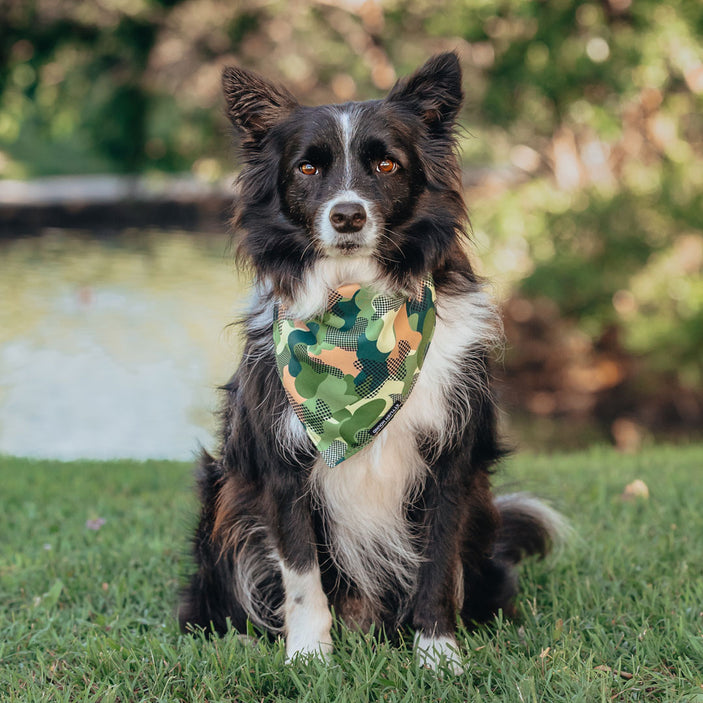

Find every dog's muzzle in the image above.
[329,201,367,234]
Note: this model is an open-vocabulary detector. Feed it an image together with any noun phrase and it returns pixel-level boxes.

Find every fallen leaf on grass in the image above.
[85,517,106,530]
[621,479,649,501]
[595,664,634,680]
[34,579,63,608]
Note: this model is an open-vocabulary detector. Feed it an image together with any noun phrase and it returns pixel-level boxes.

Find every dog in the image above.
[179,52,566,673]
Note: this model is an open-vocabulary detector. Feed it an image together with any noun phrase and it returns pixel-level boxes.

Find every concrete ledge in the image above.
[0,174,237,236]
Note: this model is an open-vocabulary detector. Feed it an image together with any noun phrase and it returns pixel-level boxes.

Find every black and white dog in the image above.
[179,53,565,672]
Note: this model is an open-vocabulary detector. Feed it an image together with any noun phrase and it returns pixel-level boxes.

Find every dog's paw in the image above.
[280,562,333,663]
[284,601,333,662]
[285,632,333,663]
[414,632,465,675]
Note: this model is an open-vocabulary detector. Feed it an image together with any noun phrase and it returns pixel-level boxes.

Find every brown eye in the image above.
[299,162,318,175]
[377,158,397,174]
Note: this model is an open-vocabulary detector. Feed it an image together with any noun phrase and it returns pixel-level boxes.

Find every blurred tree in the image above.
[0,0,701,446]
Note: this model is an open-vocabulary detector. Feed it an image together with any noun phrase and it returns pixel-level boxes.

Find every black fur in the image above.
[179,53,559,658]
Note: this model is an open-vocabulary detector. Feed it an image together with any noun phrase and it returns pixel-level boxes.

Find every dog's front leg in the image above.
[411,461,466,674]
[269,477,333,661]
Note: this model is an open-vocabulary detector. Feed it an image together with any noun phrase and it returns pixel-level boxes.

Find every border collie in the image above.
[179,52,566,673]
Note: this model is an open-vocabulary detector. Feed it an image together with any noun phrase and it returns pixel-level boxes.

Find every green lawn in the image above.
[1,446,702,702]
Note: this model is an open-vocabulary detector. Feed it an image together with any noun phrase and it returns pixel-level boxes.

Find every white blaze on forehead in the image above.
[336,106,359,189]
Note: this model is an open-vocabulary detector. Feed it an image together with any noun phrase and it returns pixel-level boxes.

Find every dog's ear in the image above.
[386,52,463,126]
[222,66,298,142]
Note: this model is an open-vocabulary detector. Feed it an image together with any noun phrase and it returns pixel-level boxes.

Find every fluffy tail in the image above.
[494,493,571,564]
[460,493,569,626]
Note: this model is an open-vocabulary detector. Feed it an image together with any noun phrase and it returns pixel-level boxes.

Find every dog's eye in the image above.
[299,162,318,175]
[376,158,398,174]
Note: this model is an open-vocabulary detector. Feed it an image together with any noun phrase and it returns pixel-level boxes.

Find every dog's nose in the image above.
[329,201,367,233]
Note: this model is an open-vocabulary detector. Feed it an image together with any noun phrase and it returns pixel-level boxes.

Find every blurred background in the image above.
[1,0,701,460]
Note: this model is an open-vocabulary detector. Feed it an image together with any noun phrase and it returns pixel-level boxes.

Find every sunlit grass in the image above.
[1,446,702,701]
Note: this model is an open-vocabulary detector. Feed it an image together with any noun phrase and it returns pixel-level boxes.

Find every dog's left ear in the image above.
[386,52,463,127]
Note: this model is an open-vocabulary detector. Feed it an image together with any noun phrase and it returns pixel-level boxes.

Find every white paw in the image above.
[285,632,333,662]
[279,560,334,663]
[414,633,465,675]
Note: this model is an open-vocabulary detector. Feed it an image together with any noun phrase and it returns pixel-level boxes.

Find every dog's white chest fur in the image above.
[288,286,500,603]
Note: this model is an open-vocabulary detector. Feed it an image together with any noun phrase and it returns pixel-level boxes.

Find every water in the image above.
[0,230,249,461]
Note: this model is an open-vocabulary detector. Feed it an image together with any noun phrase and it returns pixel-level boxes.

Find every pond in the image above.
[0,230,249,460]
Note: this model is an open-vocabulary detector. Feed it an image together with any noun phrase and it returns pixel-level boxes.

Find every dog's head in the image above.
[223,53,468,308]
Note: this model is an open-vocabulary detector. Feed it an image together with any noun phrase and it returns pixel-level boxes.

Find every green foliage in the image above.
[444,0,703,399]
[1,0,702,434]
[0,0,218,176]
[1,447,703,700]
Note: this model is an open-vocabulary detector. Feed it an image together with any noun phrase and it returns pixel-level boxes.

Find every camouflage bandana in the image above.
[273,275,436,467]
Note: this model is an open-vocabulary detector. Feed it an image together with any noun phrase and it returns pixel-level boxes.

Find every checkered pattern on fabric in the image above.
[273,274,436,466]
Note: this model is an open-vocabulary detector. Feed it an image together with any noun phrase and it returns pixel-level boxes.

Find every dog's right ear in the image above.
[222,66,298,143]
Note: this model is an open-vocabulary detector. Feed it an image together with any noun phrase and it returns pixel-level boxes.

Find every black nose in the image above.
[329,201,367,233]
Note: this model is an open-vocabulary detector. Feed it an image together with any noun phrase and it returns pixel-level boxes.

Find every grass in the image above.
[1,446,702,702]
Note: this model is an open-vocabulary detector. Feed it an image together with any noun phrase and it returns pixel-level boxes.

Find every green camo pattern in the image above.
[273,275,436,466]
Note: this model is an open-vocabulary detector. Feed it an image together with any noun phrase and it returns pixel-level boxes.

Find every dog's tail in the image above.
[494,493,571,564]
[461,493,569,626]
